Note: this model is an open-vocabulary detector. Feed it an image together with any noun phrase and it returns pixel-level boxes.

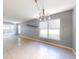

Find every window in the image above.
[18,24,21,34]
[39,21,48,39]
[39,18,60,40]
[3,23,16,35]
[49,19,60,40]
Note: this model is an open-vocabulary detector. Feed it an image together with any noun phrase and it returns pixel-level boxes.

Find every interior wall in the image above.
[50,10,73,48]
[20,10,73,48]
[72,7,76,52]
[20,19,39,39]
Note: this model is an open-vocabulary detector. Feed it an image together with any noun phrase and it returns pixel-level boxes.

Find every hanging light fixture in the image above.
[34,0,51,21]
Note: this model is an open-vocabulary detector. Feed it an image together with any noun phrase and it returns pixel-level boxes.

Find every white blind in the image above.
[39,18,60,40]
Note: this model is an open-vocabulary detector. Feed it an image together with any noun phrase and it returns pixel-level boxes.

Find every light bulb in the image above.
[40,18,42,21]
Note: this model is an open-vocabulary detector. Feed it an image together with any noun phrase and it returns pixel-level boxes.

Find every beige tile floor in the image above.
[3,36,75,59]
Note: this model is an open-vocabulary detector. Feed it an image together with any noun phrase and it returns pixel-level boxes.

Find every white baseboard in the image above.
[20,35,75,52]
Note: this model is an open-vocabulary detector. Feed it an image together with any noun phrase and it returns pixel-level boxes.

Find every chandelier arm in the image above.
[36,3,41,11]
[34,0,41,11]
[34,0,47,21]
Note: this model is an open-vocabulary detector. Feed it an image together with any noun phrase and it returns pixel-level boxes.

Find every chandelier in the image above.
[34,0,51,21]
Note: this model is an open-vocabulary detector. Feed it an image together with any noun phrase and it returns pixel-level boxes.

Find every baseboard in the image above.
[20,35,73,51]
[72,49,76,55]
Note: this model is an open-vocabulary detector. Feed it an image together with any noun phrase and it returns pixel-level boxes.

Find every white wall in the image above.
[72,7,76,52]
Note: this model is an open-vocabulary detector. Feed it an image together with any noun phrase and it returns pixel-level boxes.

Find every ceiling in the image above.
[3,0,75,23]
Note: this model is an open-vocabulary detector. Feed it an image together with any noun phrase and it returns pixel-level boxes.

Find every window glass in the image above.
[39,21,48,38]
[39,18,60,40]
[3,23,16,35]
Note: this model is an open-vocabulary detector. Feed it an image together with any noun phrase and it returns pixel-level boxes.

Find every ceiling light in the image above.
[34,0,50,21]
[39,18,42,21]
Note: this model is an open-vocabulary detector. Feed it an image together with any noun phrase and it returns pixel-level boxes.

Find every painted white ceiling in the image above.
[3,0,75,22]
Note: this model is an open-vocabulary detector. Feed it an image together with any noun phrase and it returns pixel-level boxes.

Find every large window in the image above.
[39,21,48,39]
[39,18,60,40]
[3,23,16,35]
